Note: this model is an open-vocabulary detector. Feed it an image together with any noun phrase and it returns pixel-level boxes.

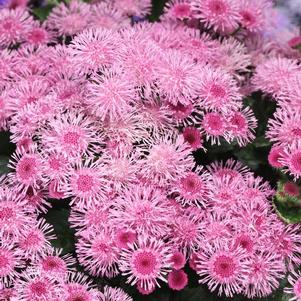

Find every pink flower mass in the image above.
[0,0,301,300]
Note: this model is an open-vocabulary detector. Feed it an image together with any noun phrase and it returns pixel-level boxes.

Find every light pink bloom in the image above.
[110,185,172,238]
[47,0,91,36]
[139,134,195,186]
[18,218,56,261]
[156,50,201,105]
[285,270,301,301]
[76,230,120,278]
[69,27,119,75]
[197,66,242,112]
[0,8,34,47]
[119,237,172,291]
[15,271,59,301]
[164,0,192,20]
[86,65,136,121]
[192,0,240,32]
[196,241,250,297]
[245,252,285,298]
[0,242,24,286]
[100,286,133,301]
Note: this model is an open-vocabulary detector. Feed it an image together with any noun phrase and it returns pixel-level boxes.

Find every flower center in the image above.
[213,255,235,278]
[76,175,94,192]
[17,157,37,180]
[63,131,80,145]
[209,0,227,15]
[0,207,15,220]
[30,281,47,296]
[210,84,226,98]
[134,251,157,275]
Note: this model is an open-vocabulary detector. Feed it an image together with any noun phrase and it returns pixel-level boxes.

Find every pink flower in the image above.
[192,0,240,32]
[40,111,103,159]
[6,77,49,112]
[168,269,188,291]
[47,0,91,36]
[110,185,172,238]
[15,272,59,301]
[286,149,301,180]
[201,112,227,145]
[271,224,301,269]
[76,230,120,278]
[238,0,270,32]
[69,27,119,75]
[267,107,301,147]
[252,57,300,96]
[285,270,301,301]
[226,107,257,146]
[0,8,34,47]
[284,182,299,197]
[169,251,186,270]
[118,30,160,87]
[0,242,24,286]
[245,252,285,298]
[62,273,101,301]
[0,188,32,239]
[64,160,108,208]
[86,65,136,121]
[35,248,75,280]
[268,146,286,168]
[139,134,194,186]
[207,159,251,181]
[69,203,111,235]
[115,229,137,249]
[100,286,132,301]
[182,127,203,150]
[18,218,56,261]
[119,237,172,291]
[212,37,251,76]
[114,0,151,16]
[164,0,192,20]
[24,22,56,46]
[8,146,46,192]
[171,169,209,207]
[196,241,250,297]
[90,2,129,30]
[168,210,203,255]
[197,66,241,112]
[156,50,200,105]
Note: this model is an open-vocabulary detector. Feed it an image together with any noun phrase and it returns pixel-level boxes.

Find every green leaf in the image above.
[253,136,271,148]
[33,5,55,21]
[43,207,76,254]
[273,199,301,224]
[0,155,10,175]
[273,180,301,223]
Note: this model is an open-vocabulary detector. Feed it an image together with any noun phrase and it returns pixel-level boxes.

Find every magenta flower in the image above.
[168,269,188,291]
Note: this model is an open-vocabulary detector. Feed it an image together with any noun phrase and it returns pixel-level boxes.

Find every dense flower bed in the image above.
[1,0,301,300]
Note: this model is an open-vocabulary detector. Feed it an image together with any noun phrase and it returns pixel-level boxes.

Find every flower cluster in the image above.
[0,0,301,300]
[253,56,301,181]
